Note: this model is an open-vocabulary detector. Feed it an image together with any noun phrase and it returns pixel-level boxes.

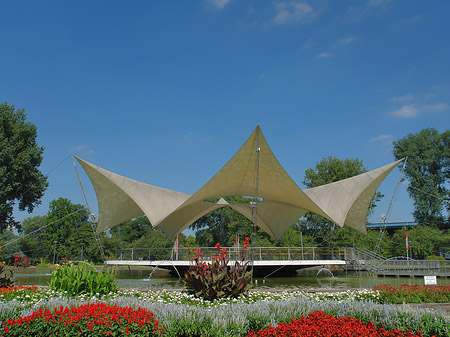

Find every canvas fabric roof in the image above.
[75,126,402,239]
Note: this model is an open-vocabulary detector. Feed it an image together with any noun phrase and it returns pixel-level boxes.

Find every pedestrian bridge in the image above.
[107,247,350,277]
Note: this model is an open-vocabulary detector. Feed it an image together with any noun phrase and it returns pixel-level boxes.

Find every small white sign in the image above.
[424,275,437,285]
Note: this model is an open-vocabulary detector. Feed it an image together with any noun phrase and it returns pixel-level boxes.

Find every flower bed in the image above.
[0,286,38,302]
[375,284,450,304]
[0,287,449,336]
[247,310,426,337]
[3,302,164,336]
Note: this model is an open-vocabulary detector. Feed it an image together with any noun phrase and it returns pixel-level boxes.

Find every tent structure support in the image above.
[374,158,408,254]
[72,156,108,267]
[250,125,261,282]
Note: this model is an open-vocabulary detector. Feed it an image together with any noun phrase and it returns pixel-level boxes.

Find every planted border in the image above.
[247,310,427,337]
[3,302,164,336]
[1,286,449,336]
[375,285,450,304]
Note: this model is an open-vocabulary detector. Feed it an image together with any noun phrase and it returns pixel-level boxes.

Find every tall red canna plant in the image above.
[184,238,252,301]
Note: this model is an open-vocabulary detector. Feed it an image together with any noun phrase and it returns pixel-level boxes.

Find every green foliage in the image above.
[393,128,450,228]
[106,216,174,260]
[0,102,48,231]
[391,226,450,259]
[110,216,153,243]
[49,263,118,296]
[425,255,446,260]
[191,196,275,247]
[184,239,252,301]
[304,157,367,187]
[301,157,383,248]
[0,264,14,288]
[0,229,23,262]
[18,215,48,259]
[43,198,90,261]
[131,227,172,250]
[277,225,317,247]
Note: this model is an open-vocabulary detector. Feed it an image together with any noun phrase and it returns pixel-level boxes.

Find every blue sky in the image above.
[1,0,449,231]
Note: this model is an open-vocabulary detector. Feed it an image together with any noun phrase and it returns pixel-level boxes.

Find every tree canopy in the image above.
[0,102,48,231]
[393,128,450,228]
[301,156,383,247]
[190,196,274,247]
[43,198,90,261]
[18,215,48,259]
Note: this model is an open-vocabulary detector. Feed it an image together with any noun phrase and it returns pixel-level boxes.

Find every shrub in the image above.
[13,254,30,268]
[424,255,446,261]
[2,302,164,336]
[184,238,252,301]
[50,263,118,296]
[247,310,426,337]
[36,261,53,268]
[0,264,14,288]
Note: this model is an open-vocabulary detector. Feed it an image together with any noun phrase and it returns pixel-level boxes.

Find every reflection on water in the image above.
[11,267,450,291]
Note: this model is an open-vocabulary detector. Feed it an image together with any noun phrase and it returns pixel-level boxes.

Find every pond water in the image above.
[11,267,450,291]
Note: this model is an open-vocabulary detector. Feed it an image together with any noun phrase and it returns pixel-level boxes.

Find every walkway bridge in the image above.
[107,246,450,277]
[341,247,450,278]
[108,246,350,277]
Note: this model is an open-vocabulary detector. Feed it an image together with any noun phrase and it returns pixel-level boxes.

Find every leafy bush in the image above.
[0,264,14,288]
[184,238,252,301]
[374,284,450,304]
[247,310,426,337]
[13,254,30,267]
[424,255,446,260]
[50,263,118,296]
[2,302,164,336]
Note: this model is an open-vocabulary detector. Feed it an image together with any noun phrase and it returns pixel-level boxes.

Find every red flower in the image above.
[246,311,426,337]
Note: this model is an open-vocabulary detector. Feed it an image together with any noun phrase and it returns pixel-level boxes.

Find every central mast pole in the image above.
[251,125,261,283]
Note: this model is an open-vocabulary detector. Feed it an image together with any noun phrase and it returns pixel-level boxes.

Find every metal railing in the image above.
[111,246,450,276]
[345,248,450,276]
[375,258,450,276]
[113,246,349,262]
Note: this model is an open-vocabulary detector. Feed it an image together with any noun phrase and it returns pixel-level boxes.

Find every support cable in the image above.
[374,158,408,254]
[72,156,107,267]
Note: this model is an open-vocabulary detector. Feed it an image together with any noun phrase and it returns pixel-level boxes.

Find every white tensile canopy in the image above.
[75,126,402,239]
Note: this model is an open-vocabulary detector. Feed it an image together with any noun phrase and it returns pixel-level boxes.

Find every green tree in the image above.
[97,234,123,262]
[18,215,48,259]
[391,226,450,259]
[43,198,89,262]
[393,128,450,228]
[109,216,153,244]
[277,225,316,248]
[302,157,383,248]
[0,102,48,231]
[0,229,22,260]
[190,196,274,247]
